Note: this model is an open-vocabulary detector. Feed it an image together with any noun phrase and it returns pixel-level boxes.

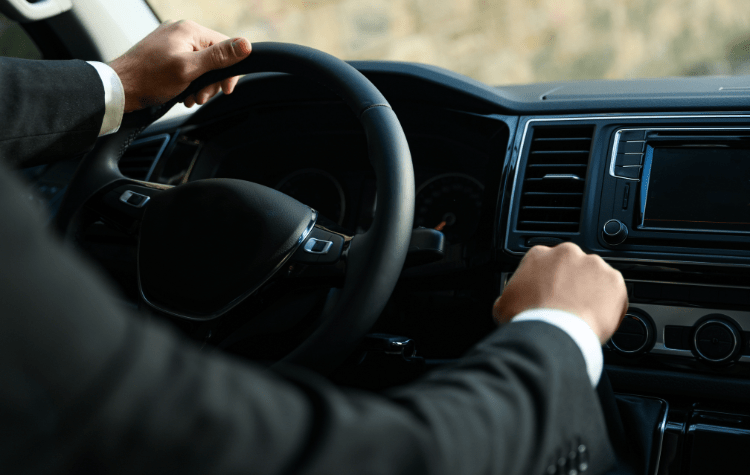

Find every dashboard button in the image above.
[615,153,643,167]
[614,166,641,180]
[618,141,646,154]
[602,219,628,245]
[604,220,621,234]
[618,130,646,141]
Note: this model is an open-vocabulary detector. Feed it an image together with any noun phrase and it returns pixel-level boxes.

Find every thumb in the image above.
[195,37,252,75]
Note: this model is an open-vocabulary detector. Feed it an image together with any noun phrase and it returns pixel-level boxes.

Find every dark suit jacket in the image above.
[0,58,615,474]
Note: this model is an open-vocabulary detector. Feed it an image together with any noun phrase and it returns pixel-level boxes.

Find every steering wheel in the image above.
[56,43,415,373]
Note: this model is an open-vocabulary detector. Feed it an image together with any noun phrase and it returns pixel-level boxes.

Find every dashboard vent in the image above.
[118,134,171,181]
[516,126,594,233]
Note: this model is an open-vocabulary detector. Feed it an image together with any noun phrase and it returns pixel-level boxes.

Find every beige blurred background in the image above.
[149,0,750,85]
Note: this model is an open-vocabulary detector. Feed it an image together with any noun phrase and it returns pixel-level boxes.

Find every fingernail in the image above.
[232,38,250,54]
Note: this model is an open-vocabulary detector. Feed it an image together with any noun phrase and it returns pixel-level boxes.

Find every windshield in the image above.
[148,0,750,85]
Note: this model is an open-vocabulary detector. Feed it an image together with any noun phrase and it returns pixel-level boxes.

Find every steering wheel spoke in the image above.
[83,179,169,236]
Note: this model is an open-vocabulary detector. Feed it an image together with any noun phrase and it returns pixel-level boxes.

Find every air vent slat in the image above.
[516,126,594,233]
[118,134,171,181]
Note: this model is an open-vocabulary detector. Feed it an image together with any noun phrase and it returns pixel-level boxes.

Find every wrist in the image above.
[108,57,139,113]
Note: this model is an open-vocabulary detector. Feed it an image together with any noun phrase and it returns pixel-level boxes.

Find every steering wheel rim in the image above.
[56,42,415,373]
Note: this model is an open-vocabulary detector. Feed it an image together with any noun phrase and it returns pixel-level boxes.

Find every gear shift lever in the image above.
[597,371,668,475]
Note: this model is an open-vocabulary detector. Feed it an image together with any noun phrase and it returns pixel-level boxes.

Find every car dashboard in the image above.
[27,61,750,473]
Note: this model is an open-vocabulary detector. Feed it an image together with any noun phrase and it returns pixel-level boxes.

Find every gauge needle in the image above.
[435,220,446,231]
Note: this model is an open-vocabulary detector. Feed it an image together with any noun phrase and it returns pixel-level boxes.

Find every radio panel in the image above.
[599,127,750,256]
[504,116,750,267]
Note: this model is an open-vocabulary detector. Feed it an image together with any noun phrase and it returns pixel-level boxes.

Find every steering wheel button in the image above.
[119,190,150,208]
[312,240,329,252]
[127,194,146,206]
[304,238,333,254]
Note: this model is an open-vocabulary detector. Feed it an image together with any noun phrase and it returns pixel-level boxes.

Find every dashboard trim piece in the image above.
[632,303,750,363]
[504,114,750,267]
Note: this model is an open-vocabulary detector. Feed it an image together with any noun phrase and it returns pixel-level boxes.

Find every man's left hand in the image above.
[108,20,252,112]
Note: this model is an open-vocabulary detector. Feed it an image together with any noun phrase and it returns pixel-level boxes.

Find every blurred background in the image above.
[149,0,750,85]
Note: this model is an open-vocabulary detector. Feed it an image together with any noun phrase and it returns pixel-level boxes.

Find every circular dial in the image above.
[693,318,740,363]
[414,173,484,244]
[610,314,651,354]
[276,169,346,225]
[602,219,628,246]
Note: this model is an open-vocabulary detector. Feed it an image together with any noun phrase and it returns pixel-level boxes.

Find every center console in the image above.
[502,114,750,372]
[500,114,750,473]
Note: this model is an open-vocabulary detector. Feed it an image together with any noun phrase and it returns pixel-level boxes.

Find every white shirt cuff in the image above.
[511,309,603,387]
[86,61,125,136]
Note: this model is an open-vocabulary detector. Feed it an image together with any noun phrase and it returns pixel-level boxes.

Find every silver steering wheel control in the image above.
[119,190,150,208]
[294,227,346,264]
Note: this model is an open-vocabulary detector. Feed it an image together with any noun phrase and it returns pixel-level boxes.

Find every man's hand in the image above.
[108,20,252,112]
[493,243,628,344]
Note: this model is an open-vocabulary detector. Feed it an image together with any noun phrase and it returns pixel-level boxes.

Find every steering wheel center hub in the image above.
[138,178,315,319]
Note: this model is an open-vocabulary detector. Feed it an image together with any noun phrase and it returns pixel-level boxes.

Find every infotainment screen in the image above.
[640,147,750,233]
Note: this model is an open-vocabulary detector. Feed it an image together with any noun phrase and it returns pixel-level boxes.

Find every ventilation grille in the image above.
[118,134,170,181]
[516,126,594,233]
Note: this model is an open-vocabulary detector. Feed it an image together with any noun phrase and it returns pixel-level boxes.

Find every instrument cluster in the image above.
[273,168,487,246]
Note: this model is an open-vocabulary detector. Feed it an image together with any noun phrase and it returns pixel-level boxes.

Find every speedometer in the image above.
[276,169,346,225]
[414,173,484,244]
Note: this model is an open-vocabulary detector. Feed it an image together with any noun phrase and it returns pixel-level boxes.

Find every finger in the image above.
[221,75,240,95]
[491,295,504,324]
[196,83,222,104]
[556,241,585,257]
[184,95,196,108]
[190,37,252,79]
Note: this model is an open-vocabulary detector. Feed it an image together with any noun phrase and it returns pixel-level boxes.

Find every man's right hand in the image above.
[493,242,628,344]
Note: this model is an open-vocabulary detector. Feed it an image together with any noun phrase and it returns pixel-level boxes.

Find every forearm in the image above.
[51,321,613,475]
[0,58,106,168]
[26,320,609,474]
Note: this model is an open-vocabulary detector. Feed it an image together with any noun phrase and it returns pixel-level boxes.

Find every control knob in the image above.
[602,219,628,246]
[692,317,741,363]
[610,312,654,355]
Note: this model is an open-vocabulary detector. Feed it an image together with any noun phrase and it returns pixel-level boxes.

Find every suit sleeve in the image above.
[0,57,105,168]
[0,158,614,475]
